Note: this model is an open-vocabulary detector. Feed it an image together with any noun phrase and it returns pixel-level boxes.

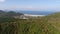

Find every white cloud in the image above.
[0,0,5,2]
[0,5,60,11]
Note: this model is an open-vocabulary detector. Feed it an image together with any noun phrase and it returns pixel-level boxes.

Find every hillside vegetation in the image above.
[0,10,23,17]
[0,11,60,34]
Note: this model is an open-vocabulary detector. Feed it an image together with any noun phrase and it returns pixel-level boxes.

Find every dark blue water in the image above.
[18,11,55,15]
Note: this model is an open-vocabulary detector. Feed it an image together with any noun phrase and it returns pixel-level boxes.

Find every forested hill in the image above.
[0,10,23,17]
[0,12,60,34]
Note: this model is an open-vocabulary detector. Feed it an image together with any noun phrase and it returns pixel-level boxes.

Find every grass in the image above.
[0,13,60,34]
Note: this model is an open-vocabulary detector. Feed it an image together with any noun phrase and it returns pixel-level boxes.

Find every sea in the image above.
[18,11,55,15]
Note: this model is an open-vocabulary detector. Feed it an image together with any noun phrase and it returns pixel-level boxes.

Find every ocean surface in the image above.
[18,11,55,15]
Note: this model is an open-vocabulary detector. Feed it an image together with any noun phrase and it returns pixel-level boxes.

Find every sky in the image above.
[0,0,60,11]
